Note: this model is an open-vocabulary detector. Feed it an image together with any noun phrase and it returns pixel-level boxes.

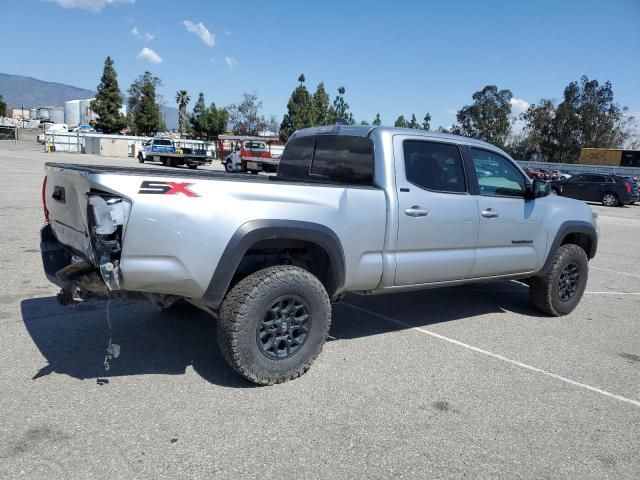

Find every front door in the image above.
[469,148,547,277]
[393,136,479,285]
[561,175,588,200]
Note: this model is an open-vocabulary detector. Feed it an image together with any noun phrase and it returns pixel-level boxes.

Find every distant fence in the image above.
[0,125,17,141]
[42,132,286,159]
[517,160,640,177]
[43,132,219,157]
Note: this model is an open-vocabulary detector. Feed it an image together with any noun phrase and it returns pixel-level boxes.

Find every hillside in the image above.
[0,73,178,129]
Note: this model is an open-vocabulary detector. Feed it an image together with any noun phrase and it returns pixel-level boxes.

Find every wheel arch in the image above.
[203,220,346,309]
[541,220,597,273]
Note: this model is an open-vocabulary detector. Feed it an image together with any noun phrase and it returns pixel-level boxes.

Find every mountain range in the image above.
[0,73,178,129]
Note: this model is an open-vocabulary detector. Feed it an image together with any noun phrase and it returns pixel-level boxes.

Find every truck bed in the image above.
[43,161,387,300]
[45,163,381,190]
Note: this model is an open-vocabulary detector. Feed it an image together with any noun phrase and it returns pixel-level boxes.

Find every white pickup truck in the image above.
[40,125,598,384]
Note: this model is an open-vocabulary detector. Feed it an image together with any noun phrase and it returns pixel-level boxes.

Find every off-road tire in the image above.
[529,244,589,316]
[218,265,331,385]
[601,192,619,207]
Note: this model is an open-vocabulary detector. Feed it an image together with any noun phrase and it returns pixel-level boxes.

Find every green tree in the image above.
[228,92,268,136]
[408,114,420,129]
[127,71,161,133]
[132,74,162,136]
[206,102,228,140]
[312,82,331,125]
[422,113,431,131]
[190,92,208,139]
[90,57,127,133]
[360,120,370,125]
[279,74,315,141]
[455,85,513,148]
[175,90,190,136]
[372,113,382,126]
[331,86,351,124]
[394,115,408,128]
[518,76,629,162]
[519,98,557,161]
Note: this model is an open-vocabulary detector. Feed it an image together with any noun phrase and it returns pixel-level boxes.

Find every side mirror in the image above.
[532,179,551,198]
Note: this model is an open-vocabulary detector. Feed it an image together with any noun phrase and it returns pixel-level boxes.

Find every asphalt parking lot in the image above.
[1,142,639,479]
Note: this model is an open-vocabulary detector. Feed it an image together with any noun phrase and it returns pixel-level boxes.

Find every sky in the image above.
[2,0,639,129]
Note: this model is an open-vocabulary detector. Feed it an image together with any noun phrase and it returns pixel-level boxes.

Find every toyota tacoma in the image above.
[40,126,599,384]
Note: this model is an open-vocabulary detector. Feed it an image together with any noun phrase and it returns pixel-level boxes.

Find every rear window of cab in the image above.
[277,135,374,186]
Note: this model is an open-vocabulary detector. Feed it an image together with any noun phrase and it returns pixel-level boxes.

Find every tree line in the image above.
[90,57,275,139]
[89,57,637,162]
[444,78,637,162]
[278,74,432,141]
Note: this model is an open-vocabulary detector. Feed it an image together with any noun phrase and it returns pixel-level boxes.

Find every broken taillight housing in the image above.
[42,176,50,223]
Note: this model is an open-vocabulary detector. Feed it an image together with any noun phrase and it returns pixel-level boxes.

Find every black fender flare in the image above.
[203,220,345,309]
[541,220,598,272]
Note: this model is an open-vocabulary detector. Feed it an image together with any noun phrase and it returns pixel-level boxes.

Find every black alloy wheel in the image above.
[257,295,311,360]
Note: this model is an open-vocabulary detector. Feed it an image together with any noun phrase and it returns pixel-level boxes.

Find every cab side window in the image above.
[403,140,466,193]
[471,148,525,197]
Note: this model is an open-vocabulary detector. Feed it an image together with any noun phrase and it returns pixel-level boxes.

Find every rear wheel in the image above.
[601,192,618,207]
[529,244,589,316]
[217,266,331,385]
[160,157,167,166]
[188,164,198,170]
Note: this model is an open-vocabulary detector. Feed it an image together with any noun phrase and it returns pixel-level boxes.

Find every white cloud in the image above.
[225,56,239,67]
[131,26,154,41]
[47,0,134,12]
[510,97,530,114]
[182,20,215,47]
[137,47,163,64]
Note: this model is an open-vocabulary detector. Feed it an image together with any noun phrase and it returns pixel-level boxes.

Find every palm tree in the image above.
[175,90,191,136]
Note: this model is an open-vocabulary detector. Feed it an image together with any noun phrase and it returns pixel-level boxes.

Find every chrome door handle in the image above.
[481,208,499,218]
[404,206,429,217]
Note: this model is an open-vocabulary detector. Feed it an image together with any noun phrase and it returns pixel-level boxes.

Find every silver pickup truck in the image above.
[40,125,598,384]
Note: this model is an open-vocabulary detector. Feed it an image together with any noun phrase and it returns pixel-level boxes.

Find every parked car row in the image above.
[550,173,639,206]
[523,167,569,181]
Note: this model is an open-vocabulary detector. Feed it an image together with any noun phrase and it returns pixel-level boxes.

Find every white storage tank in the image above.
[29,108,37,120]
[64,100,81,126]
[79,98,96,126]
[49,108,64,124]
[37,107,50,121]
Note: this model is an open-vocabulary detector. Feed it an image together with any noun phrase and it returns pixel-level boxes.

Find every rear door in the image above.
[393,136,479,285]
[469,148,547,277]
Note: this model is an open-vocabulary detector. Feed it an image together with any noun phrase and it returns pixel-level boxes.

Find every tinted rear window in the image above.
[154,139,172,146]
[277,135,374,185]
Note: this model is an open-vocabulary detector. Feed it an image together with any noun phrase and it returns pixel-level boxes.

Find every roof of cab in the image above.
[291,125,502,151]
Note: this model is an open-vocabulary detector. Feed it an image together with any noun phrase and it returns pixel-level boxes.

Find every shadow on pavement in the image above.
[331,280,542,340]
[20,296,255,388]
[21,281,540,386]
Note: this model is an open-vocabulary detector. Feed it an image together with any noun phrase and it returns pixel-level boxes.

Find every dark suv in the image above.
[553,173,639,206]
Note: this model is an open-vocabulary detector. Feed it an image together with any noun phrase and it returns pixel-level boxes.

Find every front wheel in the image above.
[529,244,589,316]
[188,164,198,170]
[218,266,331,385]
[224,161,234,173]
[601,192,619,207]
[138,153,145,163]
